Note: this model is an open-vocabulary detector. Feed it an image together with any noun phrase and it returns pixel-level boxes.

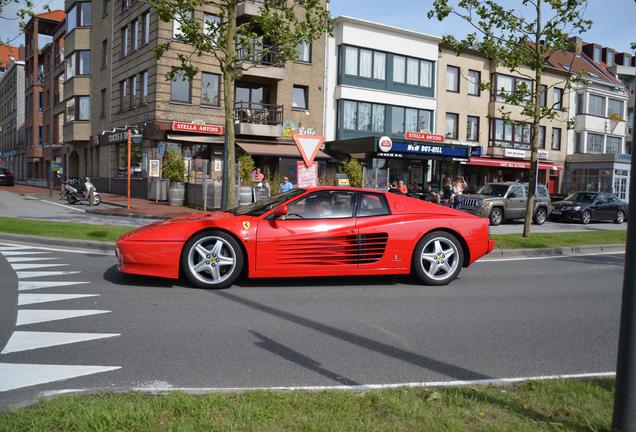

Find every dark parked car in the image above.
[551,191,628,224]
[0,168,14,186]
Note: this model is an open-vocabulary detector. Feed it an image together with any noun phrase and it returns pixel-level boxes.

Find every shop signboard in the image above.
[404,132,445,143]
[297,161,318,187]
[377,141,471,159]
[171,122,224,135]
[335,173,350,186]
[505,148,526,159]
[149,160,161,177]
[537,149,549,160]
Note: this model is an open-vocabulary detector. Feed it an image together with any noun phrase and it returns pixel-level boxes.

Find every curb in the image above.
[0,232,115,253]
[0,232,626,258]
[85,209,169,220]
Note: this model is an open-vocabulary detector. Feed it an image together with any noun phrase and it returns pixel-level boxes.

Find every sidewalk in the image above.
[3,184,201,219]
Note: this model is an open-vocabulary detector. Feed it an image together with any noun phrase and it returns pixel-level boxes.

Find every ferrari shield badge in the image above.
[242,221,250,230]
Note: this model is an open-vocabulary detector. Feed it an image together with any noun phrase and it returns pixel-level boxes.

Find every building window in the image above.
[292,85,308,110]
[78,51,91,74]
[132,19,139,50]
[66,2,91,33]
[357,102,371,131]
[372,104,385,133]
[120,80,128,111]
[491,119,512,148]
[122,0,129,11]
[539,85,547,107]
[103,0,110,15]
[466,116,479,141]
[100,89,106,118]
[606,51,614,66]
[551,127,561,150]
[173,12,192,39]
[446,66,459,92]
[538,126,546,149]
[467,70,480,96]
[391,106,405,134]
[130,75,138,106]
[587,133,604,153]
[606,136,621,154]
[170,70,190,103]
[406,58,419,85]
[142,70,149,98]
[608,99,624,118]
[295,42,310,63]
[593,46,601,62]
[201,72,219,106]
[121,26,129,57]
[38,92,43,112]
[359,49,372,78]
[38,126,42,145]
[553,88,563,109]
[445,113,459,139]
[204,13,220,45]
[64,96,90,122]
[576,93,584,114]
[344,46,358,76]
[514,124,531,149]
[575,132,583,153]
[374,52,386,80]
[143,11,151,45]
[65,54,76,79]
[101,39,108,67]
[588,94,605,116]
[393,55,406,84]
[343,101,357,130]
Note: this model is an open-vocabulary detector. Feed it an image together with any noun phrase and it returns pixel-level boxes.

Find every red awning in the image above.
[466,157,555,170]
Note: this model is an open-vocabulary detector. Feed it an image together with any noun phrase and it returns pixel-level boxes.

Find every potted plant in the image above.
[163,149,186,206]
[238,154,256,206]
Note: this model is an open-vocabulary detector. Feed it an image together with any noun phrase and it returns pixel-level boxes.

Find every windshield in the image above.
[229,189,306,216]
[564,192,598,203]
[477,184,510,197]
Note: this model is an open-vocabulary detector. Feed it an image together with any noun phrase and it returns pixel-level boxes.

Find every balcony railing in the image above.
[236,43,280,66]
[234,101,283,125]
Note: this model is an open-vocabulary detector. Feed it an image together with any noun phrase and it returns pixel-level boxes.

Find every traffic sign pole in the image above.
[127,129,131,210]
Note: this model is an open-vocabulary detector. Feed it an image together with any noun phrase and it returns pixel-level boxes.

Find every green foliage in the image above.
[339,158,363,188]
[267,171,283,195]
[238,154,255,185]
[162,149,186,184]
[0,217,134,242]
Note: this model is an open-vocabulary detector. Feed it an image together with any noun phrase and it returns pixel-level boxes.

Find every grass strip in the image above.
[0,379,614,431]
[0,216,134,242]
[491,230,626,249]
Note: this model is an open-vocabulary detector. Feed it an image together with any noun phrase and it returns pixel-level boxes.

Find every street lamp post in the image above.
[612,93,636,431]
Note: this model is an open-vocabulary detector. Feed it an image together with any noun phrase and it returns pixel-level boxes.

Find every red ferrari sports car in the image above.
[116,187,494,289]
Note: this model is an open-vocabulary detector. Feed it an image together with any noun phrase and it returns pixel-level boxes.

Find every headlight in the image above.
[572,206,581,211]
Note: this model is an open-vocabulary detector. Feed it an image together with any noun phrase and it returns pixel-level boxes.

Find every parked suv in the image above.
[459,182,551,226]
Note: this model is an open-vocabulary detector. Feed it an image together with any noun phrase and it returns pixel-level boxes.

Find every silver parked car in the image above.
[458,182,552,226]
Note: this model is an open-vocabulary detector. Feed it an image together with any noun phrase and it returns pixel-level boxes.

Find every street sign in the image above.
[157,142,167,159]
[293,134,325,167]
[131,134,143,144]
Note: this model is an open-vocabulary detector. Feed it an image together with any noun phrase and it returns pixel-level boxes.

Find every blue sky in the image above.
[1,0,634,53]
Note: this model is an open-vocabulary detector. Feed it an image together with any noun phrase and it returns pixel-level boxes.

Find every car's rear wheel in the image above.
[489,207,504,226]
[533,207,547,225]
[182,230,244,289]
[413,231,463,286]
[615,210,625,224]
[580,210,591,225]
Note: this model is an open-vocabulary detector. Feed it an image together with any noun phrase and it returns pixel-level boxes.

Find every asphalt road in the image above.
[0,190,154,227]
[0,240,624,409]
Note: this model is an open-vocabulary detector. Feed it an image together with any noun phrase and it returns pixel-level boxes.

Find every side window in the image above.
[357,193,390,217]
[608,194,619,203]
[287,191,356,219]
[595,194,609,205]
[509,186,524,198]
[537,185,548,199]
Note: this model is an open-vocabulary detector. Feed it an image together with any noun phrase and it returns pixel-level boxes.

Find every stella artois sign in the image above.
[405,132,445,143]
[172,122,224,135]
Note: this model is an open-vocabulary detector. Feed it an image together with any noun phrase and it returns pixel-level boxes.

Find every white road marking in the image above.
[1,331,120,354]
[18,293,99,306]
[0,242,114,256]
[479,251,625,263]
[10,263,69,270]
[18,281,90,291]
[0,363,120,392]
[16,310,111,326]
[0,251,51,256]
[16,271,81,279]
[24,195,86,213]
[5,257,60,263]
[0,246,32,251]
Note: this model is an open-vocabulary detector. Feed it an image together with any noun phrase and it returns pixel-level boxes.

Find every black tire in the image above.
[533,207,547,225]
[614,210,625,224]
[66,195,77,204]
[92,194,101,206]
[580,210,591,225]
[489,207,504,226]
[181,230,244,289]
[413,231,464,286]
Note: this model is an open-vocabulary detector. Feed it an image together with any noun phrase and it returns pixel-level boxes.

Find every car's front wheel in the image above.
[413,231,464,286]
[615,210,625,224]
[580,210,591,225]
[182,230,244,289]
[489,207,504,226]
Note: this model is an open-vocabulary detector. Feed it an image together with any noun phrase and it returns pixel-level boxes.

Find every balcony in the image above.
[234,102,283,137]
[236,0,264,18]
[236,43,285,80]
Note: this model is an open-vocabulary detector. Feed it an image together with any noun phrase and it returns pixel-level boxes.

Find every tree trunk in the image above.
[222,2,237,210]
[523,0,542,239]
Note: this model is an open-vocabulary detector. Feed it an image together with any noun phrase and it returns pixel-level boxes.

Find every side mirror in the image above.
[274,205,289,218]
[507,192,516,199]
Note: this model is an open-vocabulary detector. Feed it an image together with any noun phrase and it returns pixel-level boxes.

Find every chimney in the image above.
[568,36,583,54]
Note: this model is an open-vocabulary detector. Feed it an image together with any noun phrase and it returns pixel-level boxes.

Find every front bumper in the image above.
[116,238,183,279]
[550,209,582,221]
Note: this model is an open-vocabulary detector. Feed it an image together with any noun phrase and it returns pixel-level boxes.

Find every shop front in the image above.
[564,153,631,202]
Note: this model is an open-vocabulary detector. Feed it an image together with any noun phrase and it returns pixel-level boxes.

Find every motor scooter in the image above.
[63,177,101,205]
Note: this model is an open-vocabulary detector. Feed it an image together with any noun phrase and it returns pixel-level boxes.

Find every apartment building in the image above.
[0,58,25,177]
[82,0,328,199]
[548,39,631,201]
[22,10,65,183]
[437,46,570,194]
[324,16,477,189]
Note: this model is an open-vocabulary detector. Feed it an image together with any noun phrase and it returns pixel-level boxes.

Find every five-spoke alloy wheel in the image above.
[182,230,244,289]
[413,231,464,286]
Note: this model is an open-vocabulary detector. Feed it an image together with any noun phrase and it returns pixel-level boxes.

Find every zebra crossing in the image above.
[0,243,121,392]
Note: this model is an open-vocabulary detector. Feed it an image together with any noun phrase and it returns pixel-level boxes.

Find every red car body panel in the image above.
[116,187,494,281]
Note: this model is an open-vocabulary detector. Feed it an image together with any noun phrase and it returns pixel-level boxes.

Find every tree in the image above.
[0,0,46,47]
[148,0,331,209]
[428,0,591,238]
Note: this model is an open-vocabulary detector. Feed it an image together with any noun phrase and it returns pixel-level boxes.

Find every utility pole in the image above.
[127,128,131,210]
[612,84,636,431]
